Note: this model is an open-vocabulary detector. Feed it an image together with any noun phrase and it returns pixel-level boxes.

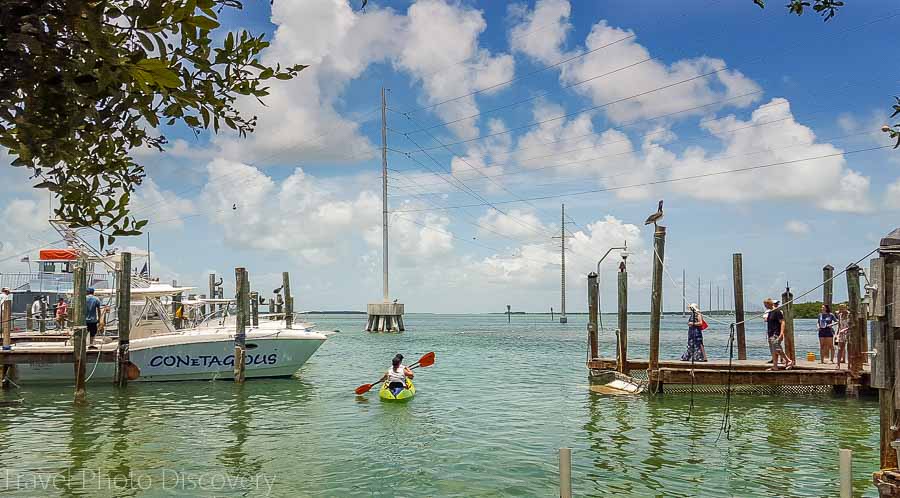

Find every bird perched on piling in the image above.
[644,200,664,228]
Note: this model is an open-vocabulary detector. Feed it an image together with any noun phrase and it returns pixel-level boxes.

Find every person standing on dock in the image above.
[817,304,837,364]
[55,297,68,330]
[835,304,850,369]
[85,288,102,347]
[681,303,707,362]
[764,298,793,370]
[31,296,43,331]
[0,287,11,308]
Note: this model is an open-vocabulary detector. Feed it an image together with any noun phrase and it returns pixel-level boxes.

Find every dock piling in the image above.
[1,300,11,388]
[847,264,863,379]
[115,252,132,387]
[282,272,293,330]
[733,254,747,360]
[234,268,248,383]
[648,226,666,386]
[781,286,796,363]
[25,304,32,332]
[824,265,835,308]
[72,260,87,402]
[73,326,87,402]
[617,261,628,374]
[39,299,46,333]
[251,291,259,327]
[559,447,572,498]
[839,448,852,498]
[587,272,598,360]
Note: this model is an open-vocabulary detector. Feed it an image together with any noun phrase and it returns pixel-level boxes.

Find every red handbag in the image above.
[700,319,709,331]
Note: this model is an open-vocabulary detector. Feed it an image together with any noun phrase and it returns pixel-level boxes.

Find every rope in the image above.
[716,324,736,443]
[84,346,103,382]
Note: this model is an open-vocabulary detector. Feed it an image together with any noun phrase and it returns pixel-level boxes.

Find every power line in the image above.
[391,9,900,152]
[403,33,636,113]
[391,212,560,267]
[396,111,558,237]
[390,144,891,212]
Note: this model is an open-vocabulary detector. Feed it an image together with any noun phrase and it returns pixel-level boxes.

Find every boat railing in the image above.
[0,272,111,292]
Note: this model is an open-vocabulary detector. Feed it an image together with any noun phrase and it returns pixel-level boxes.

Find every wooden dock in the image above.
[588,358,869,387]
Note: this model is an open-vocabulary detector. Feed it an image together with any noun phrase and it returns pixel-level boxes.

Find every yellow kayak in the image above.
[379,379,415,401]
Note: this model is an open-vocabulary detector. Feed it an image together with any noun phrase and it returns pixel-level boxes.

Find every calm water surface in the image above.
[0,314,879,497]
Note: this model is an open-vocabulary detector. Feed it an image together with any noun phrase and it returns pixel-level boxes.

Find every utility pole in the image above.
[381,87,389,303]
[366,87,404,332]
[697,275,701,308]
[557,204,568,324]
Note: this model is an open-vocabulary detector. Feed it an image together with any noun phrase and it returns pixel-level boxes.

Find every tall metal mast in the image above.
[560,204,567,324]
[381,87,389,302]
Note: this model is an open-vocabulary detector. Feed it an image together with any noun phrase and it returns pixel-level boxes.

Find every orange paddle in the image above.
[354,351,435,395]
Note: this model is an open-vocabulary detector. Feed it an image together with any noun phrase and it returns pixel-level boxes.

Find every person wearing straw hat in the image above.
[681,303,707,362]
[764,298,793,370]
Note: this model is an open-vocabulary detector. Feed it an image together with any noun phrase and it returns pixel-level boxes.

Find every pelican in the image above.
[644,200,664,227]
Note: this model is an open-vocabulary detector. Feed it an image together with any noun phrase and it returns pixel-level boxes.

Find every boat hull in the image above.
[13,330,326,383]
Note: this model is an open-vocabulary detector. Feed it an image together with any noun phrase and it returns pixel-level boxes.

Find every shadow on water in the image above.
[217,384,263,479]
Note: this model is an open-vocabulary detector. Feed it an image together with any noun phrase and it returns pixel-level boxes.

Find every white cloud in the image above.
[397,0,514,140]
[886,179,900,210]
[131,178,196,230]
[476,208,547,239]
[211,0,514,164]
[200,158,380,263]
[470,214,648,287]
[668,98,873,213]
[784,220,811,235]
[510,0,761,125]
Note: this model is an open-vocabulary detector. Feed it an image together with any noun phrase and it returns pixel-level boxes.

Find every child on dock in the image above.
[835,304,850,369]
[817,304,837,364]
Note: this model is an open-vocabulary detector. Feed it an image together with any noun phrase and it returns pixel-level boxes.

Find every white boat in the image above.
[12,286,328,384]
[4,223,329,384]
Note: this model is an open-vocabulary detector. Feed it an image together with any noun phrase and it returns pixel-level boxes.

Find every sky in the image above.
[1,0,898,313]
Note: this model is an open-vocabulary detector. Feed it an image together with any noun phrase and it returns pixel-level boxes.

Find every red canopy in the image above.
[39,248,79,261]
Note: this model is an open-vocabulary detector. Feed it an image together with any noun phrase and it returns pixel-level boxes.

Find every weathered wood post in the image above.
[507,304,511,323]
[1,300,12,388]
[617,261,629,374]
[839,448,852,498]
[251,291,259,327]
[824,264,835,308]
[871,247,899,470]
[234,268,248,383]
[847,264,864,379]
[282,272,293,329]
[649,226,666,386]
[25,303,32,332]
[72,260,88,402]
[115,252,132,387]
[39,298,46,333]
[781,286,796,363]
[559,447,572,498]
[587,272,599,360]
[733,253,747,360]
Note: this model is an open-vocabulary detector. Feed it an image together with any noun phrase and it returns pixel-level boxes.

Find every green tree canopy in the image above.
[0,0,305,246]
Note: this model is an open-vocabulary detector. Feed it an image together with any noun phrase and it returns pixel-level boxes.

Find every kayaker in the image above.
[377,354,414,396]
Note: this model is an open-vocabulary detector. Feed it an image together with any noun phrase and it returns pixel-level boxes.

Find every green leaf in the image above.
[191,16,220,31]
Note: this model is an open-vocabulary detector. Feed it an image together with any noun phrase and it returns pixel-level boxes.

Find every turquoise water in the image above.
[0,314,879,497]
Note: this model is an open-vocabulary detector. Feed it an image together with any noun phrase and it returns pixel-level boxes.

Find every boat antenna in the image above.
[146,232,151,280]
